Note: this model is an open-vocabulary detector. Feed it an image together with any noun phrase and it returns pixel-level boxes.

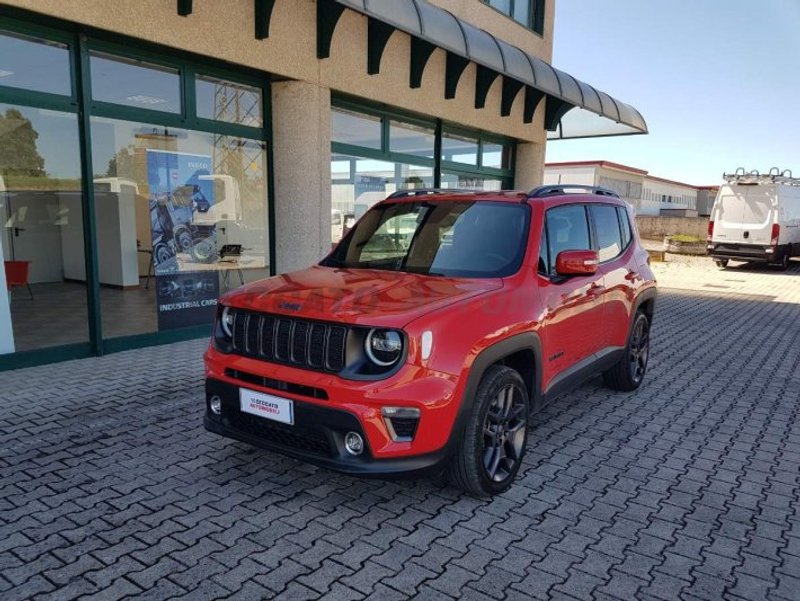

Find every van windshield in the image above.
[321,200,530,278]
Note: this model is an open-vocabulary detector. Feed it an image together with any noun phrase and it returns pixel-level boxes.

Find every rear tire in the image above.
[714,259,728,269]
[603,312,650,392]
[770,251,790,271]
[447,365,529,497]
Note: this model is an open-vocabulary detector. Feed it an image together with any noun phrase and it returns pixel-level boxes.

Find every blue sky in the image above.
[546,0,800,186]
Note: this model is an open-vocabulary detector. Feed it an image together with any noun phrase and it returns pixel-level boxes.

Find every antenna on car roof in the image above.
[527,185,620,199]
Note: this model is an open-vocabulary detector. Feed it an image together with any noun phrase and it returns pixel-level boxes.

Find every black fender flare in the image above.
[443,332,543,459]
[632,287,657,325]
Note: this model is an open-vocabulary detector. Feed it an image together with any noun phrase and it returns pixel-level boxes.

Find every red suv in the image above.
[204,186,656,496]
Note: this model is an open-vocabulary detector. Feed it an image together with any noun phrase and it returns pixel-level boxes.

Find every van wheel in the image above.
[771,251,790,271]
[447,366,529,497]
[714,259,728,269]
[603,312,650,392]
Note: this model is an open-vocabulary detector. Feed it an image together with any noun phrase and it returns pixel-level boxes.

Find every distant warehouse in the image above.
[545,161,717,216]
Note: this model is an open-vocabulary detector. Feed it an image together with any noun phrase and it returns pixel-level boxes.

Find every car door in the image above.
[537,203,605,388]
[589,203,636,352]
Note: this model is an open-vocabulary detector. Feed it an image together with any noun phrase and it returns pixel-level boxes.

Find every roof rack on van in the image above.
[385,188,475,199]
[723,168,800,185]
[527,185,620,199]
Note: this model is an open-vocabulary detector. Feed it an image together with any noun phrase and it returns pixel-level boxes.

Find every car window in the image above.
[323,200,530,278]
[590,204,623,262]
[544,204,591,275]
[359,212,416,263]
[617,206,632,248]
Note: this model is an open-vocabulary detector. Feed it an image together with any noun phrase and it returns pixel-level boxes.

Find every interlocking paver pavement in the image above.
[1,259,800,600]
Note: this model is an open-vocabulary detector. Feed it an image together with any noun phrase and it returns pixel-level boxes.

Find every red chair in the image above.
[4,260,33,300]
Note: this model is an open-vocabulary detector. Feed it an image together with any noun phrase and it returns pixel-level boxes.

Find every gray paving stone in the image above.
[1,273,800,599]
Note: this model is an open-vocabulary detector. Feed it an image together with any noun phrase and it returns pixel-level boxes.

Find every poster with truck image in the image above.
[147,150,220,330]
[146,149,216,274]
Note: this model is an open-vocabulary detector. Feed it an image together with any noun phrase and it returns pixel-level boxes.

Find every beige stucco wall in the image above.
[3,0,552,145]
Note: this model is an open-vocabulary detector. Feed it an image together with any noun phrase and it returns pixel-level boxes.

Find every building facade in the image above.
[545,161,704,216]
[0,0,646,367]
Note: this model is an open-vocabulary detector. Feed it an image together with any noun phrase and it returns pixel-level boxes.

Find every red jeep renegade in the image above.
[204,186,657,496]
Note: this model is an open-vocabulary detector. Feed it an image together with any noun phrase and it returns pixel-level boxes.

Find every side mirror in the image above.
[555,249,599,276]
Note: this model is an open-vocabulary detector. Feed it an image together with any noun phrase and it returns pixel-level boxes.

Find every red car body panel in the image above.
[204,191,657,473]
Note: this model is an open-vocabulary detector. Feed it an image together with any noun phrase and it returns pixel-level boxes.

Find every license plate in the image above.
[239,388,294,425]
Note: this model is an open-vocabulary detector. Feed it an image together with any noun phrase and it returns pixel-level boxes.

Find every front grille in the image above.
[230,310,347,373]
[229,411,332,456]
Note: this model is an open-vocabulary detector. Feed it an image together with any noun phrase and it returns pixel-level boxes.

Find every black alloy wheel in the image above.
[482,383,527,483]
[628,313,650,385]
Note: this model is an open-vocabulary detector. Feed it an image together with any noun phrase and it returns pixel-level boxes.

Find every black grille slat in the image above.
[275,319,292,361]
[228,309,349,374]
[326,327,346,372]
[308,325,326,369]
[260,315,275,359]
[245,315,260,355]
[232,311,247,352]
[291,321,309,365]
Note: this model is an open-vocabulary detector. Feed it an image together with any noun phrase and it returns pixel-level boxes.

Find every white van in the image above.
[707,169,800,270]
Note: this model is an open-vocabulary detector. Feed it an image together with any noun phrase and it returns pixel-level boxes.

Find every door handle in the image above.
[13,227,25,237]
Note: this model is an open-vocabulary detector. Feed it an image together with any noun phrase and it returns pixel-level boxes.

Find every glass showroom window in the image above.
[484,0,545,34]
[90,52,182,113]
[0,104,87,354]
[331,153,433,242]
[0,27,90,356]
[331,103,515,243]
[90,118,269,338]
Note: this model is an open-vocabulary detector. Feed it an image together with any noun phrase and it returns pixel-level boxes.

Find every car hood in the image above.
[222,266,502,328]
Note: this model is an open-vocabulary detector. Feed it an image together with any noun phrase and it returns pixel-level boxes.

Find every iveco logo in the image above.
[278,302,302,312]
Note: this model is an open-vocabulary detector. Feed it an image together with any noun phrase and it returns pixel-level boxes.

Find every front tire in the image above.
[603,311,650,392]
[447,366,529,497]
[714,259,728,269]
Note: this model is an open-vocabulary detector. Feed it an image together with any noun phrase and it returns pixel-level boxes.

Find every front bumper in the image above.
[204,378,451,477]
[707,243,775,262]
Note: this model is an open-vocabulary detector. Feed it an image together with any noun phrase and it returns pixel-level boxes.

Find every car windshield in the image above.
[321,200,530,278]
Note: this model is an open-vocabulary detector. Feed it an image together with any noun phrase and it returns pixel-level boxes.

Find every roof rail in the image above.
[528,185,620,199]
[385,188,475,200]
[722,168,800,186]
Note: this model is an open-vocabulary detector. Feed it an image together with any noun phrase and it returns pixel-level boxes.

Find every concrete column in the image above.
[271,81,332,274]
[514,141,546,191]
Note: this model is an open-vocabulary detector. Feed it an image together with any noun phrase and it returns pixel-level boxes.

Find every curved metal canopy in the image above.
[328,0,647,139]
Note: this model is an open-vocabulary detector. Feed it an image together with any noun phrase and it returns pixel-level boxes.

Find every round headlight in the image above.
[220,306,235,338]
[365,329,403,367]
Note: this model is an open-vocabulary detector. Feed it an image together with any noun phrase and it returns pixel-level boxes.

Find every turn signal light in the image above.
[707,220,714,242]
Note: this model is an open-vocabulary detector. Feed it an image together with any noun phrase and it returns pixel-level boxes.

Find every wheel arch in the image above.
[462,333,543,415]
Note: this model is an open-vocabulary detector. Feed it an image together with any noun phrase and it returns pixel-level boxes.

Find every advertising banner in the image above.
[155,271,219,331]
[146,150,216,275]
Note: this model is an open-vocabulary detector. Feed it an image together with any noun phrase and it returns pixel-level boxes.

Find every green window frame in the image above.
[331,95,515,189]
[483,0,546,35]
[0,9,274,370]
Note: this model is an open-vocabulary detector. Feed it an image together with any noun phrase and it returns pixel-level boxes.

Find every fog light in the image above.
[210,395,222,415]
[344,431,364,456]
